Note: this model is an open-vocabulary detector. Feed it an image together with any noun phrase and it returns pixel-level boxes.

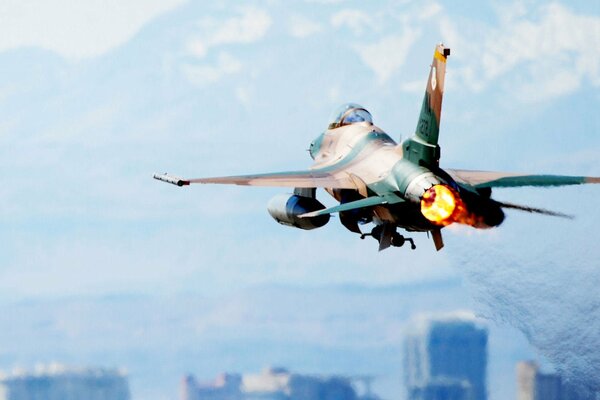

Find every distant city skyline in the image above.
[1,312,597,400]
[181,366,376,400]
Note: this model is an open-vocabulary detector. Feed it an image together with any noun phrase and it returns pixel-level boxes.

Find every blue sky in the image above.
[0,1,599,399]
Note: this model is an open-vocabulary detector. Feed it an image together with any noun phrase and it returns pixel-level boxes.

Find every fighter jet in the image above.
[154,44,599,251]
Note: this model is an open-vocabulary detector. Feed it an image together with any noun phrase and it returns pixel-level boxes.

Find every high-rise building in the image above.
[516,361,595,400]
[182,367,370,400]
[404,312,488,400]
[181,373,242,400]
[0,364,130,400]
[407,378,472,400]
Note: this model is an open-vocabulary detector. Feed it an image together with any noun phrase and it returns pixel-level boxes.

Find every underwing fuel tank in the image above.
[267,194,330,230]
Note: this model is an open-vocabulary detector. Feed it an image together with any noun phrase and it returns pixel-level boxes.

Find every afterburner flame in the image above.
[421,185,457,224]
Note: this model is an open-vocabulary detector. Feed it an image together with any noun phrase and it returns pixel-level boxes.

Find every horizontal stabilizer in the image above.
[300,194,404,218]
[447,169,600,189]
[497,201,573,219]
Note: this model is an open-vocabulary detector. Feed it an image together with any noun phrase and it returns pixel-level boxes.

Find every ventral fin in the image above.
[432,229,444,251]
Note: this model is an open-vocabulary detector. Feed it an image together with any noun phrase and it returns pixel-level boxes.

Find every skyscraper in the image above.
[404,312,488,400]
[516,361,595,400]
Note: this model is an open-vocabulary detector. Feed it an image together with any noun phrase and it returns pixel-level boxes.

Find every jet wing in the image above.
[153,169,358,189]
[446,169,600,189]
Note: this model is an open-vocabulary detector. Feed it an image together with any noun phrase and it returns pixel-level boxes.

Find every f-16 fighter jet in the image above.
[155,44,599,251]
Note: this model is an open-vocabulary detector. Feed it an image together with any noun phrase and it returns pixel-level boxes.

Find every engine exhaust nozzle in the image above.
[421,184,458,224]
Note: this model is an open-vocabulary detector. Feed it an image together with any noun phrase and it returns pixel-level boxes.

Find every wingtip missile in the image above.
[153,173,190,187]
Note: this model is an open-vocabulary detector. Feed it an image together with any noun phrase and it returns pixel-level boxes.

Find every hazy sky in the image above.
[0,0,598,298]
[0,1,598,399]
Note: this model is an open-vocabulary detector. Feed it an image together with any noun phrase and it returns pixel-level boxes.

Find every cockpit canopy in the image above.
[328,103,373,129]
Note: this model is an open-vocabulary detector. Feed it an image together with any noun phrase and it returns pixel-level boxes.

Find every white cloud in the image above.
[187,41,208,59]
[0,0,186,59]
[517,66,581,103]
[332,4,440,84]
[187,7,272,58]
[288,15,323,38]
[482,4,593,79]
[418,2,443,21]
[330,9,374,36]
[400,80,424,93]
[447,2,600,101]
[183,51,242,86]
[235,86,251,106]
[183,8,272,86]
[354,31,421,84]
[328,85,341,102]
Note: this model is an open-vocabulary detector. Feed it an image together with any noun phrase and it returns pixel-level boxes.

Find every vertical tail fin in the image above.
[403,44,450,166]
[417,44,449,145]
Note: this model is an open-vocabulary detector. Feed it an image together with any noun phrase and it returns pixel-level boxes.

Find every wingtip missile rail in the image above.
[153,173,190,187]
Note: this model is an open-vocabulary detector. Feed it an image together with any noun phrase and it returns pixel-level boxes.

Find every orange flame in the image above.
[421,185,458,224]
[421,184,495,228]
